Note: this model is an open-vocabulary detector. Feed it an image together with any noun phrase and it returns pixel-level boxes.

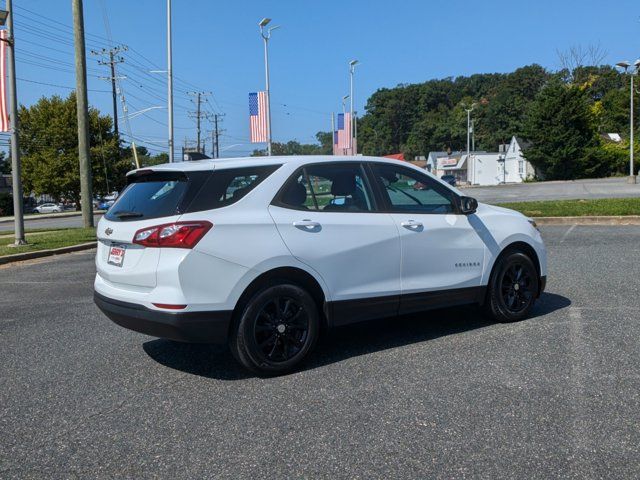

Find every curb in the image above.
[532,216,640,225]
[0,242,96,265]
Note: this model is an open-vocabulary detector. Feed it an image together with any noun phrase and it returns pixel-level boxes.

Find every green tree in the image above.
[19,93,124,204]
[251,133,330,157]
[523,79,598,179]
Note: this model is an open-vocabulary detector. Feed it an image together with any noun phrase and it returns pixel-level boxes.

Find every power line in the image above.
[16,77,111,93]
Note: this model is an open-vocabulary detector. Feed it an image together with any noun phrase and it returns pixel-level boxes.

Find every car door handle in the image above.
[401,220,423,230]
[293,220,321,230]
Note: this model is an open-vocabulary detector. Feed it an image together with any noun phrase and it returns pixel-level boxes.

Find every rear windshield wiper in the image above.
[113,210,144,219]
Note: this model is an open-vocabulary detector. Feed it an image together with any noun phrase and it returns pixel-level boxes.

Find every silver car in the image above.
[34,203,63,214]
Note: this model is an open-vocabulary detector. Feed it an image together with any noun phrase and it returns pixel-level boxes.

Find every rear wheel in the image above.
[229,283,320,376]
[484,251,539,323]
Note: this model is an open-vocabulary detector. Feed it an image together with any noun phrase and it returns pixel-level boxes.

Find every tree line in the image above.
[356,64,638,179]
[256,63,638,180]
[0,92,167,212]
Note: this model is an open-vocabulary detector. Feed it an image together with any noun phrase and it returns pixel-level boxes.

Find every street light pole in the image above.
[616,60,639,184]
[349,60,358,155]
[167,0,174,162]
[632,73,635,183]
[2,1,26,245]
[259,18,278,156]
[466,107,474,159]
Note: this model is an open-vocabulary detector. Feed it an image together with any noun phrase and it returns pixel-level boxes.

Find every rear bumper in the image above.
[94,291,232,344]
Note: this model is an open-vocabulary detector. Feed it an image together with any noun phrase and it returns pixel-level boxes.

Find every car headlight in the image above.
[527,219,540,231]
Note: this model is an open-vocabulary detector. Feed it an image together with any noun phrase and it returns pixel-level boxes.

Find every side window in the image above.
[277,163,374,212]
[371,164,457,214]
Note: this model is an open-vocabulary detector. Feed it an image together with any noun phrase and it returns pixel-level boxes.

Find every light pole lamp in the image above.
[342,94,349,114]
[349,59,359,154]
[259,18,279,156]
[616,60,640,184]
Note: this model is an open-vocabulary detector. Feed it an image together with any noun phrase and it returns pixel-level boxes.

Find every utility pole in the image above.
[188,91,210,153]
[167,0,174,162]
[91,46,126,137]
[72,0,93,227]
[211,113,224,158]
[3,0,26,245]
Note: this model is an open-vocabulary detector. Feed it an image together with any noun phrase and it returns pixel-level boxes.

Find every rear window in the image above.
[106,165,280,222]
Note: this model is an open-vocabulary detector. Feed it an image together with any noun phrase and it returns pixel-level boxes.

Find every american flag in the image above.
[336,112,352,151]
[249,91,268,143]
[0,30,9,132]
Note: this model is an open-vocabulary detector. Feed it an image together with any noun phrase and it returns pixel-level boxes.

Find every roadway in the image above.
[0,213,103,232]
[463,176,640,203]
[1,225,639,478]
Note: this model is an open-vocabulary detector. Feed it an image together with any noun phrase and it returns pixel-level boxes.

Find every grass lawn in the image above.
[497,197,640,217]
[0,228,96,256]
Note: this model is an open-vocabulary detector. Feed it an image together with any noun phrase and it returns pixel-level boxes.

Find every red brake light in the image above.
[133,221,213,248]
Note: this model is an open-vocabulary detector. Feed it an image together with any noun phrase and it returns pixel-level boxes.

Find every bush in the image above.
[0,192,13,216]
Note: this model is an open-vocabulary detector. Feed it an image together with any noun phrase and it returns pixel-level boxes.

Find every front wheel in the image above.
[229,283,320,376]
[484,251,539,323]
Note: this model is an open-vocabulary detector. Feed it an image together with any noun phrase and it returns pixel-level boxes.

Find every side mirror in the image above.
[459,196,478,215]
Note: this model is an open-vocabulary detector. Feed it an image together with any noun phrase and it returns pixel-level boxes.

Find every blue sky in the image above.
[9,0,640,158]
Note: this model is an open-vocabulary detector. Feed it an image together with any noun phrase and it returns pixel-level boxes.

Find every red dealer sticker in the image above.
[107,244,126,267]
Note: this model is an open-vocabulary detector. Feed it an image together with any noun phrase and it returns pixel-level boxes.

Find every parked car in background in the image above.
[98,200,115,210]
[33,203,63,214]
[94,156,547,375]
[441,174,456,186]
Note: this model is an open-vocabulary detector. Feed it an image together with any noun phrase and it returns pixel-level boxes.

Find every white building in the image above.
[427,137,535,186]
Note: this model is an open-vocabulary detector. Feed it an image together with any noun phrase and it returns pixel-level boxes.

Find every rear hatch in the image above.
[96,169,212,289]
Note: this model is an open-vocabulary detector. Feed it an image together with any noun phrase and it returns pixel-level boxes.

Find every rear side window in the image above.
[185,165,280,213]
[106,165,280,222]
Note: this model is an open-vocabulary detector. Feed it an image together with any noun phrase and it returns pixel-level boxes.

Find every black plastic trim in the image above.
[399,286,486,315]
[94,291,232,344]
[327,286,486,327]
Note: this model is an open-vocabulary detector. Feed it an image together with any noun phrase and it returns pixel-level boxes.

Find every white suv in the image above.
[94,156,547,375]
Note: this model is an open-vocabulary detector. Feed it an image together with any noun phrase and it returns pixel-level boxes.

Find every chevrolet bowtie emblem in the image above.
[105,227,113,236]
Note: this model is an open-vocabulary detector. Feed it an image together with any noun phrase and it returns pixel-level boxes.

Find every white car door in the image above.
[368,163,486,315]
[269,162,401,325]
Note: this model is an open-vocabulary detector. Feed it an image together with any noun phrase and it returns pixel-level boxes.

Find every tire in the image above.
[229,283,320,376]
[484,251,539,323]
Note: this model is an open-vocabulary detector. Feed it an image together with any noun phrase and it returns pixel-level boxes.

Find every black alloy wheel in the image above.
[230,283,320,375]
[499,262,534,314]
[484,251,539,322]
[253,296,310,362]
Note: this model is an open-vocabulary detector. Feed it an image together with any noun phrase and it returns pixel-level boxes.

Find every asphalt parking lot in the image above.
[1,225,639,478]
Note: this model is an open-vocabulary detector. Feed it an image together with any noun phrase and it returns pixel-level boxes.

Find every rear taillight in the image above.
[132,221,213,248]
